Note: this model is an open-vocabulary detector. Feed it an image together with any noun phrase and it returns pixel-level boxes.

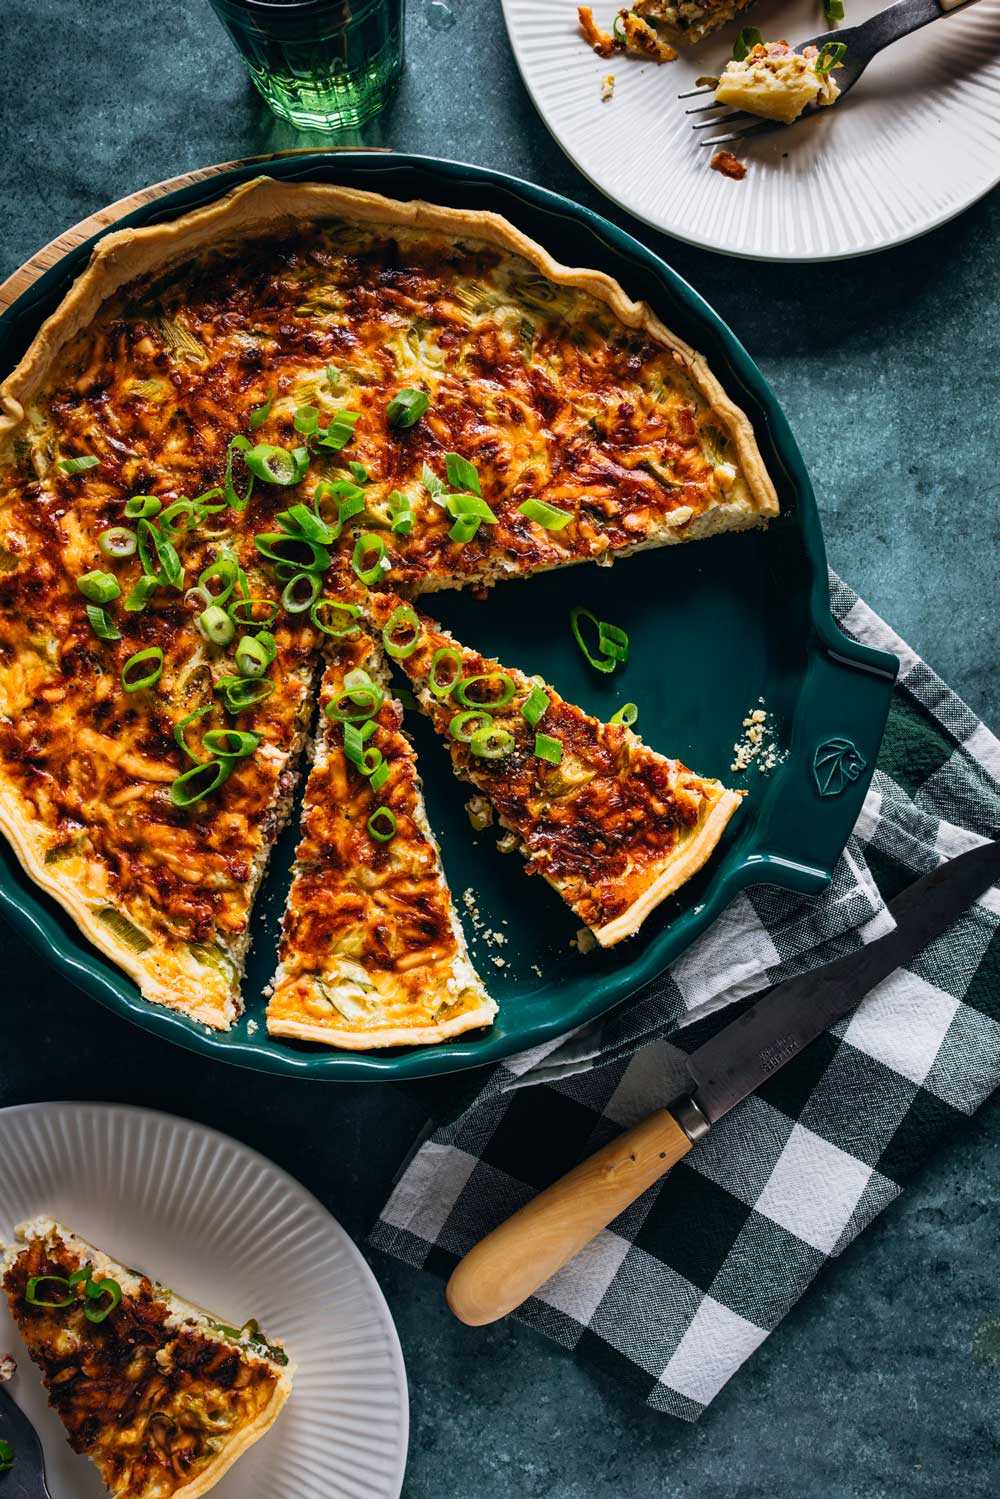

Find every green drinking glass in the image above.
[207,0,404,131]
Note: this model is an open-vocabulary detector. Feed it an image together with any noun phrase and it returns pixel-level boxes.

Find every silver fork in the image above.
[683,0,983,148]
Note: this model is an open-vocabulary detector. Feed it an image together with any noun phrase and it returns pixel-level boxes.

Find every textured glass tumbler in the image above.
[207,0,404,131]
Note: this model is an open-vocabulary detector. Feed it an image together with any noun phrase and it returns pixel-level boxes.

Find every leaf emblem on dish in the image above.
[812,737,867,798]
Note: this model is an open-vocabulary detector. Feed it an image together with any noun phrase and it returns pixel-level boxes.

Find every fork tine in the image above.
[691,110,749,131]
[685,100,726,116]
[677,85,716,99]
[698,119,780,147]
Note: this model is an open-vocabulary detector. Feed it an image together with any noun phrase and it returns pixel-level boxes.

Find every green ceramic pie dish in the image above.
[0,152,898,1080]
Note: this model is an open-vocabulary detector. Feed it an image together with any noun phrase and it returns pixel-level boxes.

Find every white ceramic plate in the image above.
[501,0,1000,259]
[0,1103,408,1499]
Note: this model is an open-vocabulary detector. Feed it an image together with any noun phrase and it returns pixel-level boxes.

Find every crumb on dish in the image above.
[710,150,747,180]
[601,72,616,100]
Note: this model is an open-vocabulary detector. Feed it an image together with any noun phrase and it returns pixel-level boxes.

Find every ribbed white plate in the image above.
[0,1103,408,1499]
[502,0,1000,259]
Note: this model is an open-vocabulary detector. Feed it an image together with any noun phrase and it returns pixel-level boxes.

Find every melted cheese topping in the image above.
[364,593,740,940]
[267,635,494,1047]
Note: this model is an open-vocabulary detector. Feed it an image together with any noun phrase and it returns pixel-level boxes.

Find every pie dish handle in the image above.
[743,626,899,899]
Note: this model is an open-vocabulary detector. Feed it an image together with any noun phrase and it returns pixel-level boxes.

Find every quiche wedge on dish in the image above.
[364,592,743,946]
[0,175,776,1034]
[2,1216,292,1499]
[266,626,494,1049]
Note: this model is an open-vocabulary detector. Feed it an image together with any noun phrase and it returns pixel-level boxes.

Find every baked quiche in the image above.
[634,0,757,47]
[0,176,776,1037]
[715,41,842,124]
[266,624,494,1048]
[2,1217,292,1499]
[363,592,743,946]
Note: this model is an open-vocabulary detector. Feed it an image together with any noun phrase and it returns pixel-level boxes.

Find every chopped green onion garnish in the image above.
[202,728,261,759]
[249,390,274,431]
[197,604,235,646]
[255,630,277,667]
[382,603,421,659]
[570,606,629,674]
[170,758,231,806]
[194,485,226,513]
[224,435,255,512]
[86,604,121,641]
[343,723,384,777]
[535,733,563,765]
[199,551,240,604]
[82,1273,122,1325]
[733,25,763,59]
[348,460,369,483]
[470,725,516,760]
[386,388,430,429]
[351,532,388,585]
[137,519,184,590]
[235,634,271,679]
[25,1274,74,1307]
[121,646,164,693]
[518,497,572,530]
[421,463,447,503]
[445,452,481,496]
[325,672,385,722]
[124,576,159,613]
[823,0,844,19]
[449,709,494,743]
[242,443,308,486]
[228,596,279,627]
[175,704,213,763]
[255,532,331,573]
[98,526,137,559]
[388,490,413,536]
[369,759,389,792]
[815,39,846,72]
[455,673,516,709]
[310,598,361,638]
[77,570,120,604]
[160,498,203,535]
[221,677,275,714]
[429,647,462,698]
[449,515,481,546]
[58,455,99,475]
[326,366,340,386]
[367,806,397,842]
[281,571,320,614]
[124,495,162,519]
[276,502,335,546]
[446,493,497,524]
[521,685,550,726]
[294,405,320,435]
[610,702,639,727]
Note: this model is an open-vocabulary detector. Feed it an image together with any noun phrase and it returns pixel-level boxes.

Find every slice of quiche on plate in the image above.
[2,1216,293,1499]
[364,592,743,946]
[266,618,494,1049]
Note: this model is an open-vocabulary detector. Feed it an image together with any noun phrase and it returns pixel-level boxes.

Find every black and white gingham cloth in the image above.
[371,575,1000,1419]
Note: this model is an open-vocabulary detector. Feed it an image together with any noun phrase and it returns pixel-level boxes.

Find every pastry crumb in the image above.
[710,151,747,181]
[601,73,616,101]
[465,794,493,831]
[246,1018,258,1036]
[572,927,598,954]
[0,1353,16,1382]
[731,700,785,775]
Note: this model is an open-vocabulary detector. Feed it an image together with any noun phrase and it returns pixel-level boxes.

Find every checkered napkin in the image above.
[371,574,1000,1419]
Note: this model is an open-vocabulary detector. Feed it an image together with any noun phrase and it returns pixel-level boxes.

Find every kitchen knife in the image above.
[446,840,1000,1326]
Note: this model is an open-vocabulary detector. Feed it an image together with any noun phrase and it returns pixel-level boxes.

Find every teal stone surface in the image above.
[1,3,999,1495]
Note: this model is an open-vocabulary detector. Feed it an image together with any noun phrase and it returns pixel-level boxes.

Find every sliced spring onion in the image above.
[455,673,516,709]
[193,485,226,513]
[124,495,162,519]
[202,728,261,759]
[175,704,213,763]
[124,576,159,613]
[137,519,184,590]
[351,532,388,585]
[367,806,397,842]
[815,39,847,73]
[517,497,572,530]
[326,366,340,386]
[25,1274,74,1307]
[249,390,274,430]
[235,634,270,679]
[281,571,320,614]
[733,25,763,59]
[276,502,335,545]
[228,596,279,627]
[324,671,384,722]
[470,725,516,760]
[429,647,463,698]
[86,604,121,641]
[535,732,563,765]
[159,498,203,535]
[448,515,481,546]
[223,435,255,512]
[170,758,231,807]
[421,463,447,503]
[348,460,369,483]
[446,493,497,524]
[445,452,481,496]
[58,455,99,475]
[121,646,164,693]
[254,630,277,667]
[77,570,120,604]
[82,1275,122,1325]
[521,685,550,726]
[98,526,137,559]
[369,759,390,793]
[449,709,494,743]
[386,388,429,429]
[610,702,639,727]
[823,0,845,19]
[294,404,319,435]
[240,443,309,486]
[310,597,361,638]
[221,676,275,714]
[198,551,239,604]
[381,603,421,659]
[255,532,331,573]
[343,723,384,777]
[313,410,361,453]
[197,604,235,646]
[570,606,629,675]
[388,490,413,536]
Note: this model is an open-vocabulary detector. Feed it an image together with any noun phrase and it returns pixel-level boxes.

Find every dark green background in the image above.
[1,2,999,1494]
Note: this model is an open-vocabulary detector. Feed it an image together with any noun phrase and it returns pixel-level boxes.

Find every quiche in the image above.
[363,592,743,946]
[0,176,776,1036]
[2,1217,292,1499]
[634,0,757,47]
[266,626,495,1048]
[715,41,841,124]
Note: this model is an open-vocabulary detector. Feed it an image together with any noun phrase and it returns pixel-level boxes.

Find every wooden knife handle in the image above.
[445,1108,694,1326]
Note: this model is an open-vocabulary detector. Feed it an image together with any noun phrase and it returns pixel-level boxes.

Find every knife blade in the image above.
[446,840,1000,1326]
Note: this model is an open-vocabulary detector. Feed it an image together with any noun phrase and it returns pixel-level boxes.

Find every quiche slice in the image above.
[2,1217,292,1499]
[715,41,841,124]
[633,0,757,47]
[364,593,743,945]
[267,627,494,1048]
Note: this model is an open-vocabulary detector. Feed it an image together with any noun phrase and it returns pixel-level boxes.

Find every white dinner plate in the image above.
[501,0,1000,259]
[0,1103,408,1499]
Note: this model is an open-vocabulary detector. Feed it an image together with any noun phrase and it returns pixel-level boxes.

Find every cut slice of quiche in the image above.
[2,1217,292,1499]
[266,624,494,1049]
[364,593,743,946]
